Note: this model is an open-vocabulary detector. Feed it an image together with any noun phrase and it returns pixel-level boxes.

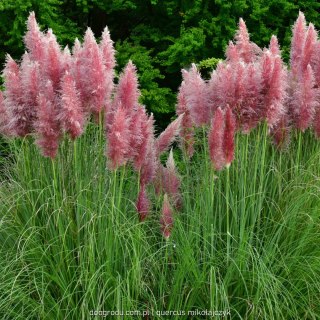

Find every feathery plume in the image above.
[269,35,280,56]
[44,29,62,90]
[0,91,11,135]
[240,63,261,133]
[301,23,317,72]
[234,18,261,63]
[106,105,130,169]
[293,64,318,131]
[226,41,240,62]
[140,115,157,185]
[223,106,236,167]
[35,81,60,158]
[113,61,140,115]
[2,55,26,136]
[24,12,45,62]
[208,107,225,170]
[99,26,115,113]
[182,64,209,126]
[290,11,307,77]
[162,149,182,209]
[156,114,183,155]
[177,71,195,157]
[82,28,107,114]
[59,71,85,139]
[160,194,173,239]
[136,184,150,221]
[261,50,287,128]
[100,26,116,72]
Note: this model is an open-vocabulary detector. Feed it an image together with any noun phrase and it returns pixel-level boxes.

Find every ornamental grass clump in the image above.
[0,11,319,320]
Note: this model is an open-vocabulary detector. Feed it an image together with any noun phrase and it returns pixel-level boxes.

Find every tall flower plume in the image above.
[290,11,307,77]
[59,71,85,139]
[106,105,131,169]
[44,29,62,90]
[24,12,45,62]
[35,81,60,158]
[177,71,195,157]
[234,18,261,63]
[223,107,236,167]
[0,91,10,135]
[99,26,116,113]
[160,194,173,239]
[113,61,140,115]
[20,53,41,131]
[156,114,183,155]
[136,184,150,222]
[2,55,26,136]
[208,107,225,171]
[292,64,318,131]
[182,64,209,126]
[162,149,182,209]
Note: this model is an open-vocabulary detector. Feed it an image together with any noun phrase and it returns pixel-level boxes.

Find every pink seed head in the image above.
[208,107,225,171]
[269,35,280,56]
[156,114,183,155]
[290,11,307,77]
[35,81,60,158]
[223,106,236,167]
[106,105,131,169]
[160,194,173,239]
[113,61,140,115]
[24,12,45,62]
[136,184,150,222]
[59,71,85,139]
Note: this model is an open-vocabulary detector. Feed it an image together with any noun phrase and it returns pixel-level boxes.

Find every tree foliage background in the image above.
[1,0,320,128]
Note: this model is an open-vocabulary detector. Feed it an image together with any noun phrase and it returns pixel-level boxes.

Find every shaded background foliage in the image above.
[1,0,320,128]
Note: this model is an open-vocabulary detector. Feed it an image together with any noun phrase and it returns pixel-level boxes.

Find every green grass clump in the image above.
[0,123,319,319]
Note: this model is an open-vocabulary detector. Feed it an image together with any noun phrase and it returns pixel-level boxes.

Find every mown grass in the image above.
[0,122,319,319]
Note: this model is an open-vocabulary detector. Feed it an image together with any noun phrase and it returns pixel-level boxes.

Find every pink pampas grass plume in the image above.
[156,114,183,155]
[100,26,116,72]
[20,53,41,132]
[301,23,317,72]
[234,18,261,63]
[313,106,320,139]
[208,107,225,171]
[136,184,150,221]
[182,64,209,126]
[131,106,153,171]
[261,48,287,128]
[113,61,140,112]
[160,194,173,239]
[100,26,115,113]
[72,38,82,57]
[82,28,107,114]
[270,113,291,149]
[35,81,60,158]
[44,29,62,90]
[226,41,240,62]
[240,63,262,133]
[61,46,72,74]
[223,107,236,167]
[59,71,85,139]
[293,64,318,132]
[2,55,26,136]
[177,72,195,157]
[24,12,45,62]
[0,91,11,135]
[269,35,280,56]
[106,105,131,169]
[290,11,307,77]
[140,115,157,185]
[162,149,182,209]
